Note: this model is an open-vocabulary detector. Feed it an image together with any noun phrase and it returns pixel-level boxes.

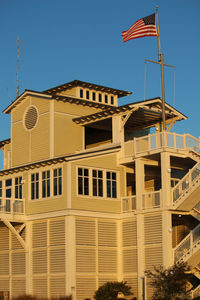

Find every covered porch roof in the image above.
[72,97,187,132]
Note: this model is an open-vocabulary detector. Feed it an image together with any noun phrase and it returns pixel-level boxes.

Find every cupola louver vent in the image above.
[24,106,38,130]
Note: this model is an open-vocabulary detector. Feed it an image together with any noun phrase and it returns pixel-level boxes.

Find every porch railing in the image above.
[173,223,200,263]
[172,162,200,206]
[0,199,24,214]
[134,132,200,155]
[142,190,161,209]
[122,190,161,212]
[122,196,136,212]
[190,285,200,298]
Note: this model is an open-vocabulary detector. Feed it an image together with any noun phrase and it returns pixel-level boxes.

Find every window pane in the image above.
[107,181,111,198]
[84,178,89,195]
[93,178,97,196]
[59,177,62,195]
[112,181,117,198]
[99,179,103,196]
[78,177,83,195]
[80,89,83,98]
[54,178,57,196]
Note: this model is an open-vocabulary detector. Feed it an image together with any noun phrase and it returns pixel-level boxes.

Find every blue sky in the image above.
[0,0,200,167]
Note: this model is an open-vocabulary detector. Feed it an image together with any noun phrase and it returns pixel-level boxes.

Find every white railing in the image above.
[174,224,200,263]
[0,199,24,214]
[142,190,161,209]
[134,132,200,155]
[122,196,136,212]
[172,162,200,206]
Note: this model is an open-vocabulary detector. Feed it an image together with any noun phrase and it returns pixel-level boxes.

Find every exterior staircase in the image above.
[173,224,200,298]
[172,161,200,210]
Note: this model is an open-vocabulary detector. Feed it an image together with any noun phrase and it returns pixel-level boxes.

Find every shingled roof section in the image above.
[43,80,132,98]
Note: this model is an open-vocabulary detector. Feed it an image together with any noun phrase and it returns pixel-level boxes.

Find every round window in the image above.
[24,106,38,130]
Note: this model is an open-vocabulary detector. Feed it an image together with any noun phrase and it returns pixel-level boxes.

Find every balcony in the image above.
[0,198,24,215]
[121,132,200,162]
[122,190,161,212]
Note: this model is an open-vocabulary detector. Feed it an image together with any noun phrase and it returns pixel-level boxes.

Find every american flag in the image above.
[121,13,157,42]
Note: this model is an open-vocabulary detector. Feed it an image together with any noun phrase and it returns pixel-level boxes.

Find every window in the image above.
[78,168,89,195]
[92,170,103,197]
[106,171,117,198]
[31,173,39,200]
[42,171,50,198]
[98,93,102,102]
[54,168,62,196]
[77,167,117,199]
[15,176,22,199]
[86,90,90,99]
[92,92,96,101]
[6,179,12,198]
[105,95,108,104]
[111,96,114,105]
[80,89,83,98]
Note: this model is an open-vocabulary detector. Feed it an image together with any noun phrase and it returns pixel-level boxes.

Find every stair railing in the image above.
[172,162,200,206]
[174,223,200,263]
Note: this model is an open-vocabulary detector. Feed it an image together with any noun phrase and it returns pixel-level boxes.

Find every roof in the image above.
[43,80,132,98]
[0,138,10,149]
[73,97,187,131]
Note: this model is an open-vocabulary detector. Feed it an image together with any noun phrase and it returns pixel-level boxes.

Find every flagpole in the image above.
[156,7,166,131]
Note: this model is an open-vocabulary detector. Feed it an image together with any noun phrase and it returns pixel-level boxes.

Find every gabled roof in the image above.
[73,97,187,131]
[43,80,132,98]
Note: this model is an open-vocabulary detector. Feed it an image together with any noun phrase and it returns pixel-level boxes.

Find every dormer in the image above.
[43,80,131,107]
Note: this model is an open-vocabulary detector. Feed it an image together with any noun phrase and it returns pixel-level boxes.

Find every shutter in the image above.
[144,213,162,245]
[49,218,65,246]
[98,249,117,273]
[0,253,9,275]
[49,248,65,273]
[12,278,26,297]
[76,277,96,300]
[123,248,137,273]
[32,250,47,274]
[123,276,138,298]
[12,252,26,275]
[145,245,163,270]
[0,279,9,291]
[32,277,48,298]
[122,219,137,247]
[50,277,66,297]
[32,221,47,248]
[76,247,96,273]
[76,218,96,246]
[98,221,116,247]
[0,224,9,250]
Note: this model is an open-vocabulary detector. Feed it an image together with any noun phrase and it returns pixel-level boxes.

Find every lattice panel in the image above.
[98,249,117,273]
[98,221,117,247]
[76,247,96,273]
[123,248,137,273]
[0,253,9,275]
[76,218,96,246]
[76,277,96,300]
[12,278,26,297]
[144,213,162,245]
[32,250,47,274]
[32,277,48,298]
[49,248,65,273]
[0,278,9,291]
[0,224,9,250]
[12,252,26,275]
[49,218,65,246]
[32,221,47,248]
[123,276,138,298]
[145,245,163,270]
[50,276,66,297]
[122,219,137,247]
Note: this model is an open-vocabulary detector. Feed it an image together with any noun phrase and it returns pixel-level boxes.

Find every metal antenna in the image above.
[16,36,20,98]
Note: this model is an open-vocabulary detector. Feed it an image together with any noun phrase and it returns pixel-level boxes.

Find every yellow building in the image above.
[0,80,199,299]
